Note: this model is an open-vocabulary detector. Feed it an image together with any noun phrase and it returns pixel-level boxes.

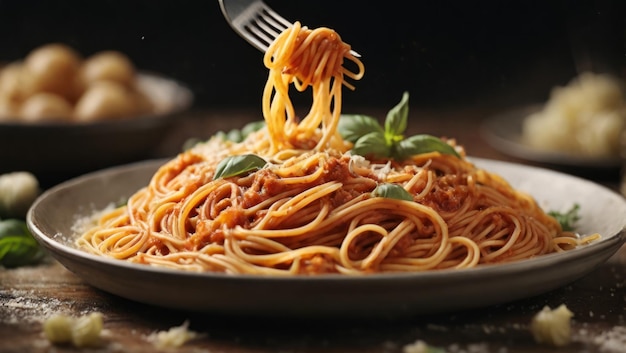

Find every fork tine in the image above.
[244,24,275,51]
[244,6,291,51]
[258,8,361,58]
[262,6,292,30]
[254,20,282,40]
[255,10,289,38]
[220,0,361,57]
[258,13,288,38]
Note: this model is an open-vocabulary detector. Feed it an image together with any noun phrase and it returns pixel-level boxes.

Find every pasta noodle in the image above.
[76,22,592,275]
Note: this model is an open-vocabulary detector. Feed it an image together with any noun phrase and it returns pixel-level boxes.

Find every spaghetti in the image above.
[76,22,591,275]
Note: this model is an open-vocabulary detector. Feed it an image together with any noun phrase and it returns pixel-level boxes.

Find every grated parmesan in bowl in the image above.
[521,72,626,159]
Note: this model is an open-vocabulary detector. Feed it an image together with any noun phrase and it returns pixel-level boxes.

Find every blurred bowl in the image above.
[0,72,193,187]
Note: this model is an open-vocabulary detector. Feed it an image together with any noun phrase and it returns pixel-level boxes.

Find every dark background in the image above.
[0,0,623,111]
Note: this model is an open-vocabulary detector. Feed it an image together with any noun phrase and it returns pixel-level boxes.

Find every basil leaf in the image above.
[384,91,409,138]
[393,134,460,160]
[338,114,384,143]
[213,154,267,180]
[548,204,581,232]
[214,128,244,143]
[372,183,414,201]
[182,137,203,151]
[351,131,390,159]
[340,92,461,163]
[0,236,42,268]
[0,219,45,268]
[215,121,266,143]
[225,129,243,142]
[241,120,266,138]
[0,219,30,237]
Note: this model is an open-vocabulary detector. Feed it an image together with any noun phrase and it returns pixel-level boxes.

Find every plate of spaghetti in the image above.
[28,22,626,319]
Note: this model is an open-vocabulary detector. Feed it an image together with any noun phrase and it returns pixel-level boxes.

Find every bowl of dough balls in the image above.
[0,43,193,187]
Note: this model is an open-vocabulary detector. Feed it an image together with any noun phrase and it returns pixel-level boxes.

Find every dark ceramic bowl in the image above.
[0,73,193,187]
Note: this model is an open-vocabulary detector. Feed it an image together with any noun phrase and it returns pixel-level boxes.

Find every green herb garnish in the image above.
[216,120,266,143]
[183,121,267,151]
[213,154,267,180]
[0,219,45,268]
[548,204,581,232]
[339,92,460,161]
[372,183,414,201]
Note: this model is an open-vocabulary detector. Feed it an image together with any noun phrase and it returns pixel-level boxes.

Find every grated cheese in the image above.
[146,320,203,349]
[592,326,626,353]
[530,304,573,347]
[43,312,103,348]
[522,72,625,158]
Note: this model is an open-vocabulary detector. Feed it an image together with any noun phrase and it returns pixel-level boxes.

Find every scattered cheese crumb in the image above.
[403,339,445,353]
[530,304,573,347]
[43,312,103,348]
[146,320,202,349]
[594,326,626,352]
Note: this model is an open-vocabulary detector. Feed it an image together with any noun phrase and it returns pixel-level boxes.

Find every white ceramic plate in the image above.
[481,105,621,169]
[27,158,626,319]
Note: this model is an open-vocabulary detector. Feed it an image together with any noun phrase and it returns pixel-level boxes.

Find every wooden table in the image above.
[1,107,625,353]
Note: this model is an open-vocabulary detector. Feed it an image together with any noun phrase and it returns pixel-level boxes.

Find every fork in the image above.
[218,0,292,53]
[218,0,360,57]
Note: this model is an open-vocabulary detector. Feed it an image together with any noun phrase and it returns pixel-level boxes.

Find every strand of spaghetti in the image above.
[403,168,432,197]
[94,227,149,259]
[316,80,342,149]
[299,80,328,132]
[479,217,526,261]
[147,201,176,232]
[234,201,330,238]
[551,236,582,250]
[262,75,288,151]
[441,202,476,231]
[245,190,299,216]
[265,182,341,219]
[262,200,326,232]
[460,206,517,241]
[283,229,346,249]
[226,236,340,269]
[439,236,481,268]
[361,220,417,270]
[275,156,325,180]
[221,238,329,275]
[236,236,295,254]
[202,253,260,274]
[147,231,189,252]
[257,201,323,232]
[176,179,232,238]
[246,194,301,229]
[379,241,452,271]
[133,254,206,271]
[94,206,129,227]
[345,199,451,269]
[264,21,301,68]
[339,223,388,270]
